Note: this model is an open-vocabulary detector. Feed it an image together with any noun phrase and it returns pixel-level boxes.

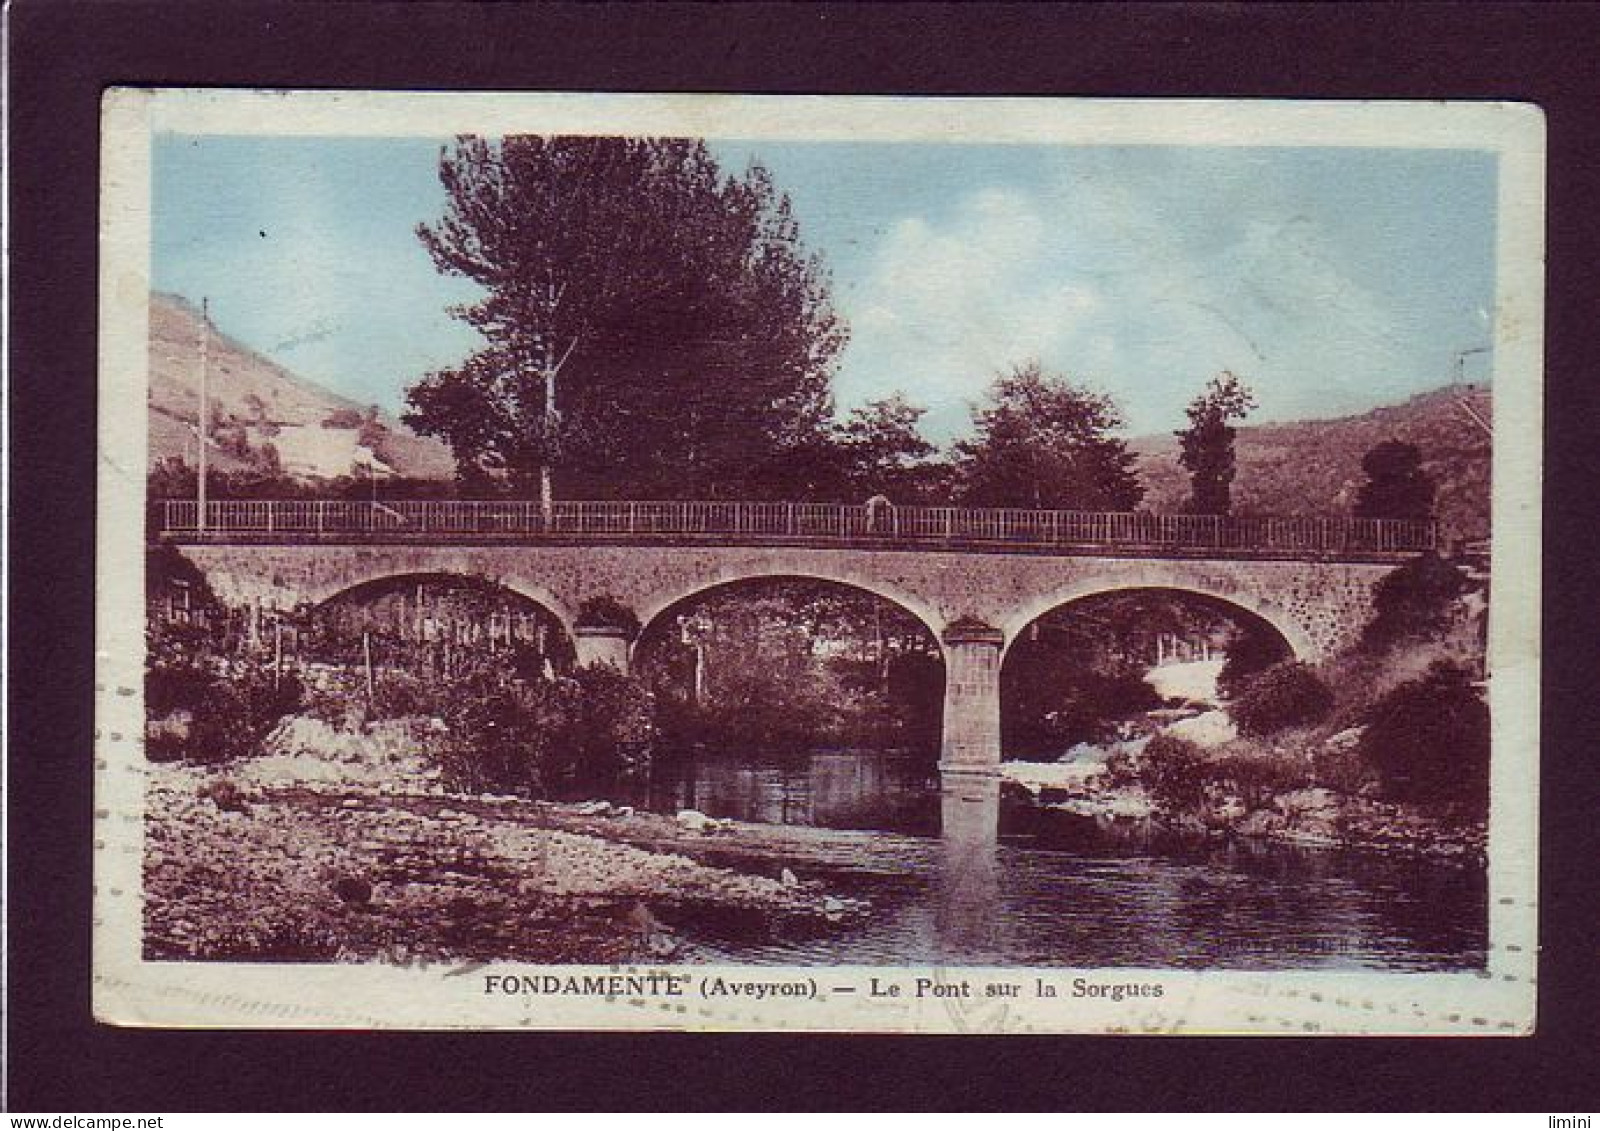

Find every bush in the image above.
[434,665,657,797]
[1217,630,1292,699]
[146,621,302,762]
[1206,747,1310,810]
[435,672,563,795]
[1004,663,1161,755]
[1139,733,1209,816]
[1359,662,1488,813]
[1227,662,1333,737]
[544,666,656,792]
[1361,553,1470,652]
[1311,731,1378,794]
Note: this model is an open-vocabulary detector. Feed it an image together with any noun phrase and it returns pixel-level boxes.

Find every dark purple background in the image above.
[9,1,1600,1112]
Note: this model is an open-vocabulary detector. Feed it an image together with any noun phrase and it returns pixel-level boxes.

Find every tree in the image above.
[1355,439,1436,520]
[405,136,846,505]
[952,362,1144,510]
[835,393,939,502]
[1176,371,1256,516]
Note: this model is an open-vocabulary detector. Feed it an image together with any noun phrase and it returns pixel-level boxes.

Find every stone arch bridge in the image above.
[159,499,1433,773]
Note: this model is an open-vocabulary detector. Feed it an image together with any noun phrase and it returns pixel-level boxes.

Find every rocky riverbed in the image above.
[144,753,873,966]
[1000,756,1486,866]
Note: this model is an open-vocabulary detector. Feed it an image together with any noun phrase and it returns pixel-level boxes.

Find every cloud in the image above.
[836,164,1424,443]
[839,189,1105,437]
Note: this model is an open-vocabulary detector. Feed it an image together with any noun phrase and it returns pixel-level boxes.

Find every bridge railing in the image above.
[157,498,1437,556]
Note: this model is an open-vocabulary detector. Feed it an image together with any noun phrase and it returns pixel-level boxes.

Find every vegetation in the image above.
[406,136,846,502]
[433,661,656,796]
[830,393,944,503]
[576,595,642,635]
[1138,734,1210,817]
[145,619,304,763]
[1360,552,1471,652]
[1176,370,1256,515]
[952,362,1144,511]
[1132,386,1489,545]
[1355,439,1437,520]
[1004,663,1159,755]
[1215,628,1292,699]
[148,457,462,503]
[637,580,943,755]
[1226,662,1334,737]
[1359,662,1488,812]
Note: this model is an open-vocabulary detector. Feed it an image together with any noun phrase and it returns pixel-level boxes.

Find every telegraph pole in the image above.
[196,297,210,532]
[1453,345,1493,439]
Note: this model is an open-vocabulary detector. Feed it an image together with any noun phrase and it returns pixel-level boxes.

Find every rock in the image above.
[1326,726,1365,752]
[780,868,800,887]
[333,875,372,905]
[1235,810,1286,837]
[574,800,615,818]
[1213,797,1249,824]
[340,798,362,810]
[1276,788,1341,818]
[676,809,713,833]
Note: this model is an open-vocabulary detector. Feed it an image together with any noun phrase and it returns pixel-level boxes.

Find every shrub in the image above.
[1361,553,1470,652]
[1206,746,1310,810]
[543,666,656,792]
[197,777,250,812]
[1227,662,1333,737]
[433,665,657,797]
[1359,662,1488,813]
[1311,733,1377,795]
[435,672,563,795]
[1217,630,1292,699]
[146,620,302,762]
[1139,733,1209,816]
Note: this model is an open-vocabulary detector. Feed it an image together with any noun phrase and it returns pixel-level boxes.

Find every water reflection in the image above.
[646,748,941,833]
[936,771,1003,958]
[637,748,1487,971]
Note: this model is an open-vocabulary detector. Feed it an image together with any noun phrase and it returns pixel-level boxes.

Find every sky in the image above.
[151,134,1498,441]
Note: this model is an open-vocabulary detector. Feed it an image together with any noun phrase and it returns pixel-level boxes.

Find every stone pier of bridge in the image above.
[938,619,1006,772]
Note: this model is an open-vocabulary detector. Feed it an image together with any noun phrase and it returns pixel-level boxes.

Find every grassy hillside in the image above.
[1131,386,1492,545]
[148,293,454,481]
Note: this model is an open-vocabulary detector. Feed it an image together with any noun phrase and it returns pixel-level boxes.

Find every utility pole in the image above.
[196,297,210,532]
[1452,346,1493,439]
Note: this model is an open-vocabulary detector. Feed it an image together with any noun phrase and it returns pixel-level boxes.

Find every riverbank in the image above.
[999,757,1486,866]
[144,754,878,965]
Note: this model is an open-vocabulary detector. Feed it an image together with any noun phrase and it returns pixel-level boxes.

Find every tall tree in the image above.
[1176,370,1256,516]
[836,393,940,502]
[405,137,846,505]
[952,362,1144,511]
[1355,439,1436,520]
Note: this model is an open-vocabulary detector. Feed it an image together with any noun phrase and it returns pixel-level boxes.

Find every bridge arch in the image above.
[308,570,579,638]
[633,569,949,660]
[309,570,580,667]
[997,578,1317,665]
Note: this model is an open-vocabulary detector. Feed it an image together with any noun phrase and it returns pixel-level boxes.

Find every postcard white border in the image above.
[95,90,1543,1034]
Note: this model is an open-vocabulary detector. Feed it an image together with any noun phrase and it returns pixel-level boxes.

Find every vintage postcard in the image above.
[95,90,1543,1033]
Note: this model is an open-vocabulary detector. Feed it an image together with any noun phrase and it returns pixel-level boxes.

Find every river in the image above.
[631,748,1487,971]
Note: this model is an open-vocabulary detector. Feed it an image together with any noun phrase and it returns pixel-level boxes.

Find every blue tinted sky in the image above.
[152,135,1497,439]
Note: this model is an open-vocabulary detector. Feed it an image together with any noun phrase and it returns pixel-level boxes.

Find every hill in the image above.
[1130,386,1492,545]
[147,292,454,482]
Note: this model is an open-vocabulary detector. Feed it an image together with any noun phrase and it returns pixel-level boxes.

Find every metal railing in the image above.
[155,498,1437,558]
